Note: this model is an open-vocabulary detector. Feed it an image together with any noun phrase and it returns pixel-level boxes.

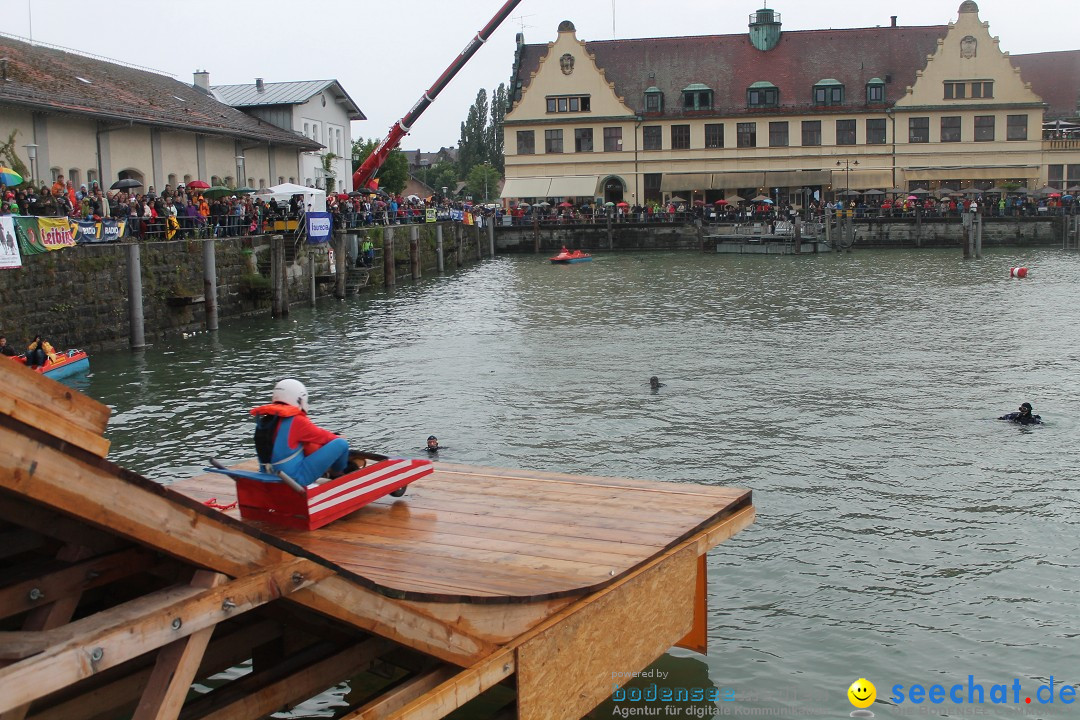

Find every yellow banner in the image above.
[37,218,78,251]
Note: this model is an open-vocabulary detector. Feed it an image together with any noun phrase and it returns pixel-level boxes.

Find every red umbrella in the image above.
[714,199,728,205]
[693,199,706,206]
[557,201,574,208]
[616,201,629,208]
[187,180,210,190]
[336,193,350,201]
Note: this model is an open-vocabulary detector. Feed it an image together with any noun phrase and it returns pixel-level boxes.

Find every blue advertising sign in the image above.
[306,212,332,243]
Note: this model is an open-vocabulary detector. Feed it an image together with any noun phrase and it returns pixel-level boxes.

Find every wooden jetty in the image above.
[0,359,754,720]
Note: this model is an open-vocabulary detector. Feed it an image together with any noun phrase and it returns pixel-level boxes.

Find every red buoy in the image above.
[1010,267,1028,278]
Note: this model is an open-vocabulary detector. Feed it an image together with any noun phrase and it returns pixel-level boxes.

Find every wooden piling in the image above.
[270,234,287,318]
[455,224,463,267]
[975,213,983,259]
[793,216,802,254]
[436,224,445,272]
[488,220,495,258]
[126,242,145,349]
[475,223,482,261]
[334,232,347,299]
[962,212,972,259]
[410,226,421,280]
[202,238,218,332]
[384,227,396,288]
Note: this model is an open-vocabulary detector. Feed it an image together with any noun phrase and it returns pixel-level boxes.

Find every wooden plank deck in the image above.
[172,461,751,603]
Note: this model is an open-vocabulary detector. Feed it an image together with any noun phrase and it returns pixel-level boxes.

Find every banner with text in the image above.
[306,212,332,243]
[69,218,127,244]
[0,216,21,269]
[37,218,78,251]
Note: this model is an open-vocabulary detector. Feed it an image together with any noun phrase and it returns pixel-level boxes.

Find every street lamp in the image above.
[23,144,38,184]
[235,155,245,188]
[836,159,859,198]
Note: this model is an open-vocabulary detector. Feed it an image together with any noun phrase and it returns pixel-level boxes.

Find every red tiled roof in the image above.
[515,25,953,116]
[1012,50,1080,118]
[0,35,320,149]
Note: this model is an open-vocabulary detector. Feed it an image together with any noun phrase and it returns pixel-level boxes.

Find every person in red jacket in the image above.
[250,379,353,487]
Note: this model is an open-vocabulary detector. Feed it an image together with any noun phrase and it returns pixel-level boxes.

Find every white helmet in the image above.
[272,378,309,412]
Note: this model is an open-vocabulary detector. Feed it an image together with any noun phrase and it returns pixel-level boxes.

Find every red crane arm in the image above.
[352,0,523,191]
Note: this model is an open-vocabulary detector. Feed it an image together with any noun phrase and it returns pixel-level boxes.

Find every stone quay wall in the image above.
[495,216,1069,253]
[0,222,490,352]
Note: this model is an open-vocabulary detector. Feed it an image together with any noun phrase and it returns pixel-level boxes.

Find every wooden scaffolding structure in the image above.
[0,359,754,719]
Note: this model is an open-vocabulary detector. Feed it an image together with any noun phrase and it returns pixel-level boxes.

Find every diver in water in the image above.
[998,402,1041,425]
[649,376,665,391]
[424,435,443,453]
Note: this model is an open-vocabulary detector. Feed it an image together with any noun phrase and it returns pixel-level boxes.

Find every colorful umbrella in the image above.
[714,199,728,205]
[187,180,210,190]
[557,201,574,208]
[0,167,24,186]
[617,201,630,208]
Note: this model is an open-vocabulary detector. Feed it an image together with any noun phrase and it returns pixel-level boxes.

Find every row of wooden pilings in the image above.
[124,221,496,347]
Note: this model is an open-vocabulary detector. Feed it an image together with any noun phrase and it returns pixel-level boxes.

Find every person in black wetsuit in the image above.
[424,435,442,454]
[999,402,1041,425]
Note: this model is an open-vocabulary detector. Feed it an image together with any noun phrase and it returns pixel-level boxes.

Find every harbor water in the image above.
[83,248,1080,718]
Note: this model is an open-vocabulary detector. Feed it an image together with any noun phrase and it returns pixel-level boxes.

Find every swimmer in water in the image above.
[998,402,1041,425]
[649,376,665,391]
[424,435,442,453]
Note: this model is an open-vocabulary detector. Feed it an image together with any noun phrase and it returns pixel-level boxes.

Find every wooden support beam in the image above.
[367,649,516,720]
[0,360,111,457]
[131,571,226,720]
[344,666,457,720]
[0,493,122,555]
[27,620,282,720]
[0,548,155,621]
[675,553,708,655]
[0,427,286,577]
[290,576,499,667]
[0,558,330,714]
[179,637,391,720]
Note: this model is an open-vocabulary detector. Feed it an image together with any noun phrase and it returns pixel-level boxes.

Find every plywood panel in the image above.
[515,544,698,720]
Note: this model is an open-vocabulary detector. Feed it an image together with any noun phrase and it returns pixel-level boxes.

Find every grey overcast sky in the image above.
[5,1,1072,153]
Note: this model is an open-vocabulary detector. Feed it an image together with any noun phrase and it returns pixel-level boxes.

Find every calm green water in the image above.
[82,248,1079,719]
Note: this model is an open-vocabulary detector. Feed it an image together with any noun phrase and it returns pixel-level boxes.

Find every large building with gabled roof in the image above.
[210,77,365,192]
[501,2,1080,206]
[0,34,322,193]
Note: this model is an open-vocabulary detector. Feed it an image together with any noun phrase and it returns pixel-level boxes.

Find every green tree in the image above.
[465,163,502,203]
[488,83,507,173]
[458,89,489,179]
[350,137,408,195]
[426,160,461,197]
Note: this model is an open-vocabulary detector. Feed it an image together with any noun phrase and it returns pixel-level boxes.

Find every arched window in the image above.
[747,82,779,108]
[183,174,193,184]
[167,173,177,188]
[259,178,266,189]
[50,166,62,182]
[813,79,844,106]
[223,176,234,187]
[86,169,98,187]
[211,175,222,186]
[69,169,81,189]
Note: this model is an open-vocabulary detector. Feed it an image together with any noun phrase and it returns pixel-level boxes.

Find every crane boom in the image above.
[352,0,523,191]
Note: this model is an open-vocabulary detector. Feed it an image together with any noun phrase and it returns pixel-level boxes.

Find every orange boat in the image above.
[549,250,592,264]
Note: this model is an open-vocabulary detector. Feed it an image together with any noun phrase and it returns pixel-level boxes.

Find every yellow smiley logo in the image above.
[848,678,876,709]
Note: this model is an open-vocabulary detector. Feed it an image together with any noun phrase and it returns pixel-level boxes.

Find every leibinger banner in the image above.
[0,216,21,269]
[37,218,78,251]
[306,212,332,243]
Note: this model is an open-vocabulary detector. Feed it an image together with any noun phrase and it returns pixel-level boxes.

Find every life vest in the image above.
[250,404,305,475]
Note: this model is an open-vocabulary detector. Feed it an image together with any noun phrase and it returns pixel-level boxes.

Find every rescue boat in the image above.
[9,349,90,380]
[549,250,593,264]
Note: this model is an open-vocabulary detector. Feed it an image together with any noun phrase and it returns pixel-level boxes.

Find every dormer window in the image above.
[682,83,713,111]
[746,81,779,108]
[866,78,885,103]
[644,86,664,113]
[813,79,844,106]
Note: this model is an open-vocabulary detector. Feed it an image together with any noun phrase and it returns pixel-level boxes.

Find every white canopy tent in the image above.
[256,183,327,212]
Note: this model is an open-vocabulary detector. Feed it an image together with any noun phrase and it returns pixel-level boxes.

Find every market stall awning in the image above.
[547,175,601,197]
[708,171,765,190]
[659,173,713,192]
[902,167,1039,182]
[764,170,832,187]
[830,169,893,190]
[500,177,553,199]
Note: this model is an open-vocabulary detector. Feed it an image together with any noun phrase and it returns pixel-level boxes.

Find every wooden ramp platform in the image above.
[177,460,750,602]
[0,359,754,720]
